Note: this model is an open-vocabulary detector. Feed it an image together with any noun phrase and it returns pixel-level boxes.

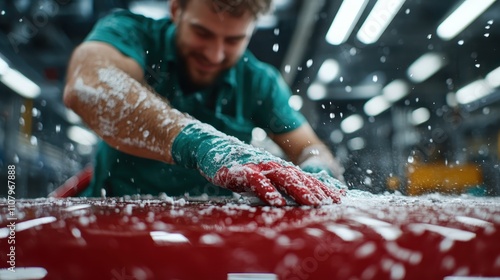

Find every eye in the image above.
[226,37,243,46]
[192,27,211,39]
[195,30,210,38]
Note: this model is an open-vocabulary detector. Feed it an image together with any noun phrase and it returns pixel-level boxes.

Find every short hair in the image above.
[178,0,273,18]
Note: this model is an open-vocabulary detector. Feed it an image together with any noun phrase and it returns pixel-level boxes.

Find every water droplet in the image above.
[284,65,291,73]
[349,47,357,56]
[487,20,493,25]
[330,113,335,119]
[458,40,464,45]
[372,75,378,82]
[405,8,410,14]
[19,118,25,126]
[475,64,480,68]
[19,18,23,22]
[484,33,490,37]
[321,104,326,109]
[13,154,19,163]
[143,130,150,138]
[272,43,279,52]
[306,59,313,68]
[56,125,61,133]
[485,25,491,30]
[1,11,5,15]
[32,107,40,117]
[274,28,280,35]
[427,34,432,39]
[345,86,352,92]
[30,136,38,146]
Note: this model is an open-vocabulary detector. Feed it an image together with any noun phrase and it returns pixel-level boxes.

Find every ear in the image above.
[170,0,181,23]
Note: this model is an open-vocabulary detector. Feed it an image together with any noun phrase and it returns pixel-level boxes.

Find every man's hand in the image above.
[171,123,344,206]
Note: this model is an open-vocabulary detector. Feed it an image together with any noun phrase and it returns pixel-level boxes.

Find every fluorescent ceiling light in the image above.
[0,56,9,75]
[257,14,278,28]
[455,79,493,104]
[485,66,500,88]
[364,95,391,116]
[411,107,431,125]
[383,79,409,102]
[356,0,406,44]
[326,0,369,45]
[65,109,82,124]
[407,52,446,83]
[347,137,366,151]
[67,126,98,146]
[341,114,364,134]
[437,0,495,41]
[129,1,169,19]
[307,83,327,100]
[317,59,340,83]
[1,68,41,99]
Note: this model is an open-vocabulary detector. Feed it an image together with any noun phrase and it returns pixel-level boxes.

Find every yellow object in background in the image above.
[20,98,34,137]
[406,163,483,196]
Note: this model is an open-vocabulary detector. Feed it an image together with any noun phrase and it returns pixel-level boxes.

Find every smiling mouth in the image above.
[193,56,219,73]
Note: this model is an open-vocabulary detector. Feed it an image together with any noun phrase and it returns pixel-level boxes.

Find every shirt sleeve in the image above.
[84,10,149,69]
[252,64,306,135]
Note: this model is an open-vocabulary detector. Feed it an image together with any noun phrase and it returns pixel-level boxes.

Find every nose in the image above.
[203,39,225,64]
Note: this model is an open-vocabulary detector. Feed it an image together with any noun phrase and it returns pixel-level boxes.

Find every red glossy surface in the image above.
[1,193,500,280]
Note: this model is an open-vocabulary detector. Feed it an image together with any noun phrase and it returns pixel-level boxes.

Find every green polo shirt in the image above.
[80,10,306,197]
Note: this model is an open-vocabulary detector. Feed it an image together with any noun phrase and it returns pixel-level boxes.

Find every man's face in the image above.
[172,0,256,89]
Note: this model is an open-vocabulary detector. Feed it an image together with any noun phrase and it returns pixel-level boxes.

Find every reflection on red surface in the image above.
[1,193,500,280]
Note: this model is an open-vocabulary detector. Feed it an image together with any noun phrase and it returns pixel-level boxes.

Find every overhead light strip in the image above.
[317,59,340,83]
[0,56,41,99]
[326,0,369,45]
[407,52,447,83]
[437,0,495,41]
[456,79,493,104]
[356,0,406,45]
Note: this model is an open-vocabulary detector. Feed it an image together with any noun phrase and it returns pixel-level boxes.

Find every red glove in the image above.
[172,123,345,206]
[214,162,344,206]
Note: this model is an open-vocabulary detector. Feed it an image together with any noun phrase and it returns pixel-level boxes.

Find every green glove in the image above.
[171,122,344,206]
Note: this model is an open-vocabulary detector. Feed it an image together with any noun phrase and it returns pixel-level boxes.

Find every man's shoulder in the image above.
[97,9,172,30]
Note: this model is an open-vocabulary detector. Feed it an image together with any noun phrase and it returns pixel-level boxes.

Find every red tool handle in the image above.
[49,165,93,198]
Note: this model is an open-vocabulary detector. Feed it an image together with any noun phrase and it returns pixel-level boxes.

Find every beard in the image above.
[176,50,223,94]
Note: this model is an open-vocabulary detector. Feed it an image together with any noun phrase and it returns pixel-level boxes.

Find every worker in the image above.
[63,0,345,206]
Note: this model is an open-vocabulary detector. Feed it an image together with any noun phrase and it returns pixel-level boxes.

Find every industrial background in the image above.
[0,0,499,197]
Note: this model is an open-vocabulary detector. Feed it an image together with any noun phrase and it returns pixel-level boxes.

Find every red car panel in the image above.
[1,193,499,279]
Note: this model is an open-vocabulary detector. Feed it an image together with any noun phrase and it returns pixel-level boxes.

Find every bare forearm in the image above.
[64,47,193,163]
